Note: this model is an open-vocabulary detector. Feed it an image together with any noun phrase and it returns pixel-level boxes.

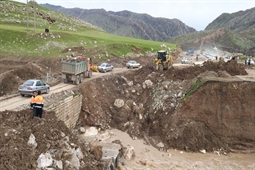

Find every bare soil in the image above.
[0,53,255,169]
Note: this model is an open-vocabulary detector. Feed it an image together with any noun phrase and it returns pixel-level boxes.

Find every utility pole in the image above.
[33,0,36,33]
[26,0,28,30]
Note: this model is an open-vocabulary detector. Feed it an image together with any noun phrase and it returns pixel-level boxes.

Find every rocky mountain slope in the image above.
[205,7,255,32]
[169,7,255,55]
[41,3,255,55]
[40,4,197,42]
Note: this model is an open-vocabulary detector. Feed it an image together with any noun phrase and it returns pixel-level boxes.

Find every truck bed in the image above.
[61,60,88,75]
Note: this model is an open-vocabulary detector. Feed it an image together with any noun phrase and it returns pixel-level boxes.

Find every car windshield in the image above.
[24,80,34,86]
[129,61,135,63]
[100,63,107,67]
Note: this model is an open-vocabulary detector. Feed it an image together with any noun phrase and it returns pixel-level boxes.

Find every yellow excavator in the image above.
[154,50,173,71]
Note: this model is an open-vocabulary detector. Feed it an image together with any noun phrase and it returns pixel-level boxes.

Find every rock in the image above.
[89,140,103,161]
[156,142,164,151]
[70,148,80,169]
[114,99,125,108]
[80,127,86,133]
[127,81,133,86]
[143,80,153,88]
[84,127,98,136]
[53,160,63,169]
[177,91,183,98]
[27,133,37,149]
[37,153,53,168]
[199,149,206,154]
[75,147,84,160]
[123,145,135,160]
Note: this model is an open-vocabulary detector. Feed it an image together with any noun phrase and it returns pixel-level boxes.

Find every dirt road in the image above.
[1,60,254,111]
[0,67,129,111]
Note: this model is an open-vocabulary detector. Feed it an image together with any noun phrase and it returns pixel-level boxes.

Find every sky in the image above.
[14,0,255,31]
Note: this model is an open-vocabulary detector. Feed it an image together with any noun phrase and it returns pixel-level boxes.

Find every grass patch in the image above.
[181,79,203,102]
[0,1,176,59]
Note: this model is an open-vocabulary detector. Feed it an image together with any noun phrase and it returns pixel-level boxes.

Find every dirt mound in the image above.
[0,57,62,96]
[0,110,102,170]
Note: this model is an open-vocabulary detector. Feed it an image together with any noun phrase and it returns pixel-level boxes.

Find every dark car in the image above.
[126,60,140,69]
[98,63,114,73]
[18,79,50,97]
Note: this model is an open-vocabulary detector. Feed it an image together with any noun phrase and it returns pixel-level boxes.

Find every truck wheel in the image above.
[88,70,92,78]
[80,75,84,83]
[75,75,80,85]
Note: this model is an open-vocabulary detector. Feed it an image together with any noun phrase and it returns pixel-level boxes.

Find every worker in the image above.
[34,90,44,118]
[30,91,37,119]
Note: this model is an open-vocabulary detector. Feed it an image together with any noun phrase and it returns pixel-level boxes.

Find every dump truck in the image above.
[154,50,173,71]
[61,56,92,85]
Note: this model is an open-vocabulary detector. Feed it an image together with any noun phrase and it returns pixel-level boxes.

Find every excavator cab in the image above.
[157,50,167,61]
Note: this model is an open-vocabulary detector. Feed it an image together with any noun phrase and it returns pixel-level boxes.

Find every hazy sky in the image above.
[14,0,255,31]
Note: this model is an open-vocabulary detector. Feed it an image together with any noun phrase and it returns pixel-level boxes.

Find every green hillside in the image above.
[0,0,176,60]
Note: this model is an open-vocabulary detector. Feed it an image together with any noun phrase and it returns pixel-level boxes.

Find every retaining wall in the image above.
[45,90,82,129]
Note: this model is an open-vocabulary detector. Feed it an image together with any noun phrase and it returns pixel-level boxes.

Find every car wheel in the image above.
[20,94,24,97]
[46,88,50,94]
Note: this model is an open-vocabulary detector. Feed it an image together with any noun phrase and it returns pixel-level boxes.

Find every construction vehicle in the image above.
[154,50,173,71]
[186,50,194,56]
[61,56,92,85]
[91,65,99,72]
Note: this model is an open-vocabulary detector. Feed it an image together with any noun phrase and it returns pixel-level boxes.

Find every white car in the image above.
[98,63,114,73]
[18,79,50,97]
[126,60,140,69]
[181,58,193,64]
[246,58,254,65]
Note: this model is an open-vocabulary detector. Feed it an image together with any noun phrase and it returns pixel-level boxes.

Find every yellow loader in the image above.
[154,50,173,71]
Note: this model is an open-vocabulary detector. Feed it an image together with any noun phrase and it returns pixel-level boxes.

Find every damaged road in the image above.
[1,55,255,169]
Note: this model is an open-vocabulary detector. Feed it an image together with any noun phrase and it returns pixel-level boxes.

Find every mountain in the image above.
[169,7,255,55]
[205,7,255,32]
[39,4,197,42]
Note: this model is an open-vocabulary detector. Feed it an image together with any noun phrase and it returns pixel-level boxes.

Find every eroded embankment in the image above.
[172,80,255,152]
[78,71,255,153]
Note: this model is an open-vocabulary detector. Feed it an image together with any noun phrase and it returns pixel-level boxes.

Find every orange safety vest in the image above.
[34,95,44,109]
[30,95,36,108]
